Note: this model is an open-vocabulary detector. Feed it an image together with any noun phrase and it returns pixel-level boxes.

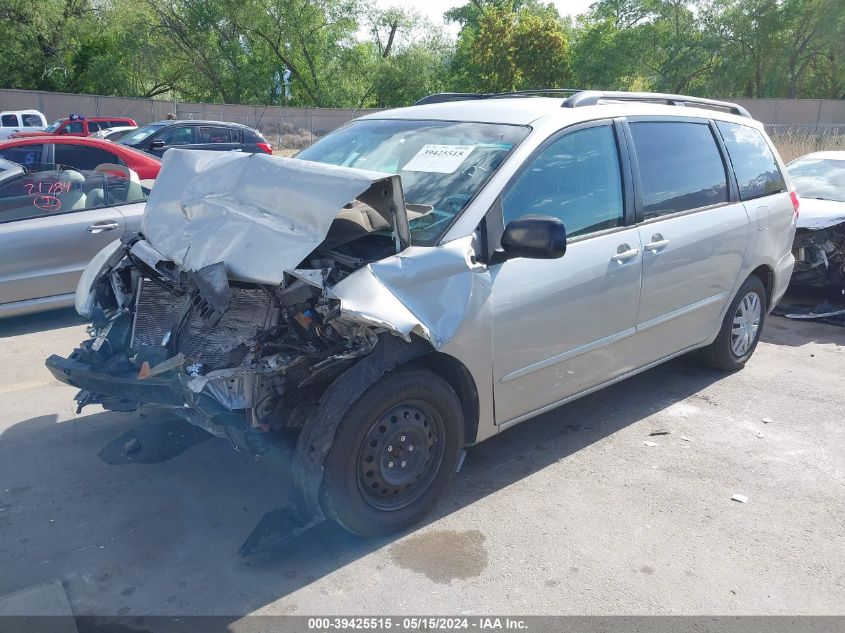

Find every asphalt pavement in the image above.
[0,307,843,618]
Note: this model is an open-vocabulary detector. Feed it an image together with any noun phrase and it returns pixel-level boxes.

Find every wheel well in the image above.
[750,264,774,306]
[413,352,480,447]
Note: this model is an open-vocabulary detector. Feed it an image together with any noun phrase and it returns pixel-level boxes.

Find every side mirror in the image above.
[149,139,165,150]
[497,215,567,262]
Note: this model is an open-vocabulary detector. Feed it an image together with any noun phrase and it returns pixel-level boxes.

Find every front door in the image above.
[491,121,643,425]
[625,119,750,364]
[0,167,126,306]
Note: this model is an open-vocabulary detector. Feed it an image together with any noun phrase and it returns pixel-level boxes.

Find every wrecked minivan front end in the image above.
[46,149,426,454]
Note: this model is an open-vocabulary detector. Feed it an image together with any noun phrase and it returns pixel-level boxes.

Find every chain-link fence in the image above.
[765,124,845,162]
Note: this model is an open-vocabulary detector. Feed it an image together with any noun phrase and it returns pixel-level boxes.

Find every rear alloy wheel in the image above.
[319,367,463,538]
[699,275,767,371]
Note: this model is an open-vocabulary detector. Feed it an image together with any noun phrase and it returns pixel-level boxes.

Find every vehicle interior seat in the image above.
[59,170,87,210]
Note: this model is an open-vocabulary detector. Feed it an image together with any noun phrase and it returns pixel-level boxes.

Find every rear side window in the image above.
[629,121,728,218]
[716,122,786,200]
[54,144,120,171]
[503,124,624,238]
[22,114,42,127]
[109,120,129,127]
[198,126,238,143]
[1,115,17,127]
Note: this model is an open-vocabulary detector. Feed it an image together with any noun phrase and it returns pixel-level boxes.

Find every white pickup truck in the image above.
[0,110,47,140]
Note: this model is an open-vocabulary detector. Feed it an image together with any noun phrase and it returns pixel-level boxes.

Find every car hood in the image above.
[141,149,410,285]
[797,197,845,230]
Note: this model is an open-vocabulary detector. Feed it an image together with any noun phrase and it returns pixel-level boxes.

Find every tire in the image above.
[319,366,464,538]
[699,275,767,371]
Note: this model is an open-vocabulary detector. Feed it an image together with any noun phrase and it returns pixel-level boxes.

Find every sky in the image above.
[369,0,596,36]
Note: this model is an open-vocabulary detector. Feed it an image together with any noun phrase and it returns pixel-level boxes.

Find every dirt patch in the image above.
[390,529,488,584]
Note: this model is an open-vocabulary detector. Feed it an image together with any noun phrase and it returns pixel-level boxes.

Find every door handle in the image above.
[87,221,119,234]
[610,245,640,263]
[644,234,670,251]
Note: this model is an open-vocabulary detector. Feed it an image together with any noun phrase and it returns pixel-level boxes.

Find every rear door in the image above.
[0,168,126,306]
[625,118,750,364]
[491,120,644,424]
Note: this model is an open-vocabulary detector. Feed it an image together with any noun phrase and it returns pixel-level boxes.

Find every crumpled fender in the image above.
[329,236,485,349]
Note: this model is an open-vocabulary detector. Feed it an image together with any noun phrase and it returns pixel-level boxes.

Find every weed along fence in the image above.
[1,88,843,153]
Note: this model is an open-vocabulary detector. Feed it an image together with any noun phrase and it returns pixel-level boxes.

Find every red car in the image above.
[0,136,160,180]
[11,115,137,139]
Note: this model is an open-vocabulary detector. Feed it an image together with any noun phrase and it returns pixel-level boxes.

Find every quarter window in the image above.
[716,122,786,200]
[629,121,728,218]
[502,125,624,238]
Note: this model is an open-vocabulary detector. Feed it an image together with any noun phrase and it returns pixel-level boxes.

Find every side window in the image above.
[64,121,84,134]
[87,121,106,133]
[629,121,729,218]
[158,126,194,146]
[0,169,104,222]
[22,114,42,127]
[198,126,236,143]
[0,145,43,166]
[54,144,120,171]
[716,122,786,200]
[502,125,624,238]
[1,114,18,127]
[109,120,129,127]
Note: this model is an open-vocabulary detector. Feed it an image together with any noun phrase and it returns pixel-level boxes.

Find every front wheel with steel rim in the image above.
[699,275,767,371]
[319,367,464,538]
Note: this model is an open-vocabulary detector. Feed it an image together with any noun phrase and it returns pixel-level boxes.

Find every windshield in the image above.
[44,119,66,133]
[296,119,529,244]
[120,124,167,146]
[789,157,845,203]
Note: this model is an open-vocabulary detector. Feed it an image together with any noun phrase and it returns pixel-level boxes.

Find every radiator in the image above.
[131,278,273,370]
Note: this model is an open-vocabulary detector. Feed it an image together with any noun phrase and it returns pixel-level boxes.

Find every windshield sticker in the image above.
[403,144,475,174]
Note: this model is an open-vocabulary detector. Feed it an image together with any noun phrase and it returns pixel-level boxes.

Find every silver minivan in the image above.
[47,91,797,544]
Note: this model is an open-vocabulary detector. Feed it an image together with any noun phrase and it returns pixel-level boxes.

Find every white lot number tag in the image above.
[403,144,475,174]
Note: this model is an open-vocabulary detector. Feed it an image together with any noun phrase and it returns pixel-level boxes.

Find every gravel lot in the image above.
[0,307,843,618]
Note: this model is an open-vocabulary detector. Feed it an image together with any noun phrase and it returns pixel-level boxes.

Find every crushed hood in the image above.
[796,197,845,230]
[142,150,410,284]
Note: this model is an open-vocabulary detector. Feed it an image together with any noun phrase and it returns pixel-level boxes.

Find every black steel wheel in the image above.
[320,367,464,538]
[357,401,445,511]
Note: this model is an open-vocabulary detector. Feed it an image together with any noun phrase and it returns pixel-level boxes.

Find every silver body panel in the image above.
[0,201,145,316]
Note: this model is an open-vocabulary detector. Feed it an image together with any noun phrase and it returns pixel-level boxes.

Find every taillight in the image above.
[256,142,272,154]
[790,190,800,218]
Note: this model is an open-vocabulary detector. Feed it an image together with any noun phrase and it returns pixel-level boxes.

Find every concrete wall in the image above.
[0,88,381,143]
[2,87,843,137]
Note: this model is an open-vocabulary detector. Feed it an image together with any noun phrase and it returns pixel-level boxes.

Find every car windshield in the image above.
[44,119,66,133]
[789,157,845,203]
[296,119,530,244]
[120,124,167,145]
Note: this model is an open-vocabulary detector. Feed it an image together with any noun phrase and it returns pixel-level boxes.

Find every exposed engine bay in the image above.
[792,222,845,294]
[53,229,399,454]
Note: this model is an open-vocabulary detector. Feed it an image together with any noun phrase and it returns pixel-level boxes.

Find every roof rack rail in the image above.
[561,91,752,118]
[414,89,584,106]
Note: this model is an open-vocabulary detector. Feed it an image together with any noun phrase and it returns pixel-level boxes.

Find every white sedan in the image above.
[787,151,845,288]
